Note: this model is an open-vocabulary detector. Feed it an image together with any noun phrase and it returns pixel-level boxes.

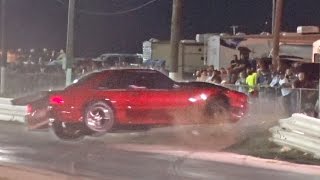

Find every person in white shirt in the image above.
[235,71,248,94]
[196,70,208,82]
[278,70,294,117]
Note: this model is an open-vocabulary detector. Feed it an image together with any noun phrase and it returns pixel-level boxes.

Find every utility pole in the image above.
[230,25,239,35]
[65,0,76,86]
[271,0,284,68]
[169,0,182,80]
[272,0,276,34]
[0,0,7,95]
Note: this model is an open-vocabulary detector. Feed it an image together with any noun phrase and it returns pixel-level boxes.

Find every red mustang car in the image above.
[12,68,248,140]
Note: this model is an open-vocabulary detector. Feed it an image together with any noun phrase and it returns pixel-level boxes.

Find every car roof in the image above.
[93,53,143,62]
[95,68,160,74]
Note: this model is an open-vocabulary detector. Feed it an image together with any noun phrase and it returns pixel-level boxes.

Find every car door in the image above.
[125,71,198,124]
[115,71,154,123]
[145,72,212,124]
[129,71,176,124]
[94,71,145,125]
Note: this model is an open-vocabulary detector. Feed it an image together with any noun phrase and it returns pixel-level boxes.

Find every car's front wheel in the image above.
[84,101,115,135]
[52,121,84,140]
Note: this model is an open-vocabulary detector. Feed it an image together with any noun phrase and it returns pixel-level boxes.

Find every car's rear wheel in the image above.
[205,96,231,123]
[52,121,84,141]
[84,101,115,135]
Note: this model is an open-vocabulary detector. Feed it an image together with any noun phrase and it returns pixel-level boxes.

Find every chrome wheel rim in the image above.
[86,104,113,132]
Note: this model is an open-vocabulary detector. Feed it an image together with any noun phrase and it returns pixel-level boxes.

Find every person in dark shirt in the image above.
[238,54,251,69]
[293,72,317,115]
[39,48,51,63]
[230,55,238,68]
[293,72,313,89]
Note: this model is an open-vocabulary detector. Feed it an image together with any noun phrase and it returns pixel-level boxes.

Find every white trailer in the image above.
[143,37,240,76]
[142,40,206,76]
[313,39,320,63]
[207,35,240,69]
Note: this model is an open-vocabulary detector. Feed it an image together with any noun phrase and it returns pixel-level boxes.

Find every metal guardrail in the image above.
[0,98,26,123]
[270,113,320,158]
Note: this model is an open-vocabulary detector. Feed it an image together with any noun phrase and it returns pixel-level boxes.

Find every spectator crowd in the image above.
[5,48,66,74]
[4,48,98,78]
[194,54,319,117]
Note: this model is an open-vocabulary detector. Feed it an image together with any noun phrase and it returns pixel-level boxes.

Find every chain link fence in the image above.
[223,83,319,118]
[3,72,65,98]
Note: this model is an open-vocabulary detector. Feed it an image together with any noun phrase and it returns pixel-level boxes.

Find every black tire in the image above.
[52,121,84,141]
[84,101,115,135]
[205,97,231,123]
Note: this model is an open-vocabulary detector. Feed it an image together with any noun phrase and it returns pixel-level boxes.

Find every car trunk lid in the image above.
[11,91,62,130]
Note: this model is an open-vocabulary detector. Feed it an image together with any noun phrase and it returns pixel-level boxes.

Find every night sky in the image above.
[3,0,320,57]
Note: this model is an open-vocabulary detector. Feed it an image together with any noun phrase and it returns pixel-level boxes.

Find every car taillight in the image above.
[26,104,33,114]
[49,95,64,105]
[227,90,248,108]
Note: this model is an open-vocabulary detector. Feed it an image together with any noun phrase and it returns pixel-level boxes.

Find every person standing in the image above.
[230,55,238,68]
[292,72,316,114]
[279,69,294,117]
[235,71,248,94]
[197,69,208,82]
[246,69,258,97]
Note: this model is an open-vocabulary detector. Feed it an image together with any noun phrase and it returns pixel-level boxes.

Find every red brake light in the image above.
[26,104,33,114]
[49,95,64,105]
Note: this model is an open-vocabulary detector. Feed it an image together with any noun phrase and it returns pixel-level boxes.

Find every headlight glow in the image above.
[200,94,207,100]
[188,98,197,102]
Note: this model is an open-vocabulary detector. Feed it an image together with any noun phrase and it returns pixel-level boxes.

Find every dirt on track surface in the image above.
[102,100,320,166]
[98,112,274,152]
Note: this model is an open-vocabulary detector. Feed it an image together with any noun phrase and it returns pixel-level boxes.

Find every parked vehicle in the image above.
[92,53,143,67]
[12,68,248,140]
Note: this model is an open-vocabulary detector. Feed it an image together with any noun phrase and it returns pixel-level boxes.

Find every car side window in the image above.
[124,72,152,89]
[100,72,125,89]
[99,71,175,90]
[150,73,174,89]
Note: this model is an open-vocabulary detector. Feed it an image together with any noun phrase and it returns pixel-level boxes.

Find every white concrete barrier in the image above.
[0,98,26,123]
[270,113,320,158]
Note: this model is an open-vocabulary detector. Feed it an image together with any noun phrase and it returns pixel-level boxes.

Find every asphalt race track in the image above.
[0,121,318,180]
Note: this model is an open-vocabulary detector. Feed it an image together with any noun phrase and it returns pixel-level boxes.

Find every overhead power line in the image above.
[55,0,160,16]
